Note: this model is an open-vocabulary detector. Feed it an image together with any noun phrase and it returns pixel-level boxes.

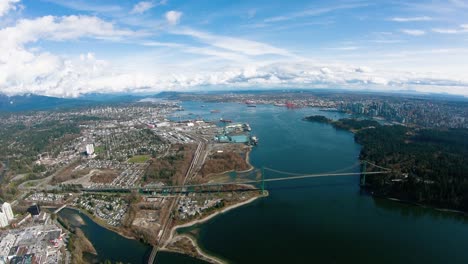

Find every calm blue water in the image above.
[172,102,468,264]
[59,208,152,263]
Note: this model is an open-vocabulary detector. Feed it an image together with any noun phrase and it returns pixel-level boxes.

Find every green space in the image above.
[128,155,151,163]
[94,146,105,154]
[305,115,468,211]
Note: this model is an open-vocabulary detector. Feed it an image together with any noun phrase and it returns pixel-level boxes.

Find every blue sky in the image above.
[0,0,467,97]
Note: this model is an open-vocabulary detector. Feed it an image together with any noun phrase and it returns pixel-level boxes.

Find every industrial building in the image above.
[0,224,65,263]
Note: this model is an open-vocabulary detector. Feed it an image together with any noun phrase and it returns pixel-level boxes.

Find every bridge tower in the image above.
[261,167,265,194]
[360,162,367,186]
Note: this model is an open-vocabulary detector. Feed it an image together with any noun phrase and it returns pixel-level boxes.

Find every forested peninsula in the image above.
[304,115,468,212]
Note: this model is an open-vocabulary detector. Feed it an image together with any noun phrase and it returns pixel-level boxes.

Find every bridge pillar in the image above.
[360,162,367,186]
[261,167,265,194]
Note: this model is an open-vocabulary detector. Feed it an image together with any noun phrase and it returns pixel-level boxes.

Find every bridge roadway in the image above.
[83,170,390,194]
[147,136,207,264]
[54,204,67,214]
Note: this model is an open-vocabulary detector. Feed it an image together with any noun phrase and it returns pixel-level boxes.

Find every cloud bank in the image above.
[0,0,467,97]
[0,0,20,17]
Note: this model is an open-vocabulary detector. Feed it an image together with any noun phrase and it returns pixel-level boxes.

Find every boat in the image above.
[243,123,251,131]
[220,118,232,123]
[245,100,256,107]
[210,109,221,113]
[250,136,258,145]
[286,101,301,109]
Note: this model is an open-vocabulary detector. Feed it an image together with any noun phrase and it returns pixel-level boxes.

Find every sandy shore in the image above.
[66,206,138,240]
[162,235,225,264]
[167,195,263,241]
[163,193,266,263]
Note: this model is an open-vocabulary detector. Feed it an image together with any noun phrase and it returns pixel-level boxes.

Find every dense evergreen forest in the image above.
[304,115,468,212]
[0,120,80,174]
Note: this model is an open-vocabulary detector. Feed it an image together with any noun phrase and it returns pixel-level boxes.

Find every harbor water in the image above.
[62,102,468,264]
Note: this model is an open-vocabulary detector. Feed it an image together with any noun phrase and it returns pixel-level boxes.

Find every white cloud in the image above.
[142,41,185,48]
[390,16,432,22]
[43,0,122,13]
[1,1,468,98]
[432,28,459,34]
[173,28,293,57]
[401,29,426,36]
[0,15,141,97]
[0,15,135,49]
[432,24,468,34]
[0,0,20,17]
[327,46,360,51]
[264,3,367,23]
[2,51,468,97]
[165,10,182,25]
[131,1,157,14]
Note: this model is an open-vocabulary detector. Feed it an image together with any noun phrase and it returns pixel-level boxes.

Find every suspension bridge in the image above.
[143,160,390,264]
[82,160,391,195]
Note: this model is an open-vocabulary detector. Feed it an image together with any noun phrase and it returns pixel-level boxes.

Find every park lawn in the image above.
[94,146,105,154]
[128,155,151,163]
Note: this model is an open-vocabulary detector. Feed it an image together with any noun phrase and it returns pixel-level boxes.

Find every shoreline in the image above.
[161,235,225,264]
[305,116,468,217]
[380,196,468,216]
[64,206,139,241]
[163,193,267,263]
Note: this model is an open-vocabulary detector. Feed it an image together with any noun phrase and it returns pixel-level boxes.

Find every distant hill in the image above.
[0,93,148,112]
[78,93,145,102]
[0,94,95,112]
[154,91,183,99]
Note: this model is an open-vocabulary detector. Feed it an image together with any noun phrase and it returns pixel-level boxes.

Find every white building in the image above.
[0,234,16,257]
[86,144,95,156]
[1,203,13,222]
[0,213,8,228]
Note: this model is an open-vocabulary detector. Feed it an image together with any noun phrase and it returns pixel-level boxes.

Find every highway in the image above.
[147,135,207,264]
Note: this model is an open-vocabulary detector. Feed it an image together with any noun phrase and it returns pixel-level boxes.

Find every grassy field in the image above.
[94,146,105,154]
[128,155,150,163]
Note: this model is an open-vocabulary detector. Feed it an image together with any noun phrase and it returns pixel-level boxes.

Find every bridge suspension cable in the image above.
[361,160,391,171]
[263,161,362,177]
[83,161,391,193]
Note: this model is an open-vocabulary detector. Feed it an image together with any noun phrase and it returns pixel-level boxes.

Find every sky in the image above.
[0,0,468,97]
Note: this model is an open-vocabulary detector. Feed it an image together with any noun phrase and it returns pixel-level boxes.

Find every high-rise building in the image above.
[86,144,95,156]
[1,202,14,221]
[0,212,8,227]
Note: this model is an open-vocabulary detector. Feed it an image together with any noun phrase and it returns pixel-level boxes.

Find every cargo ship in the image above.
[245,100,256,107]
